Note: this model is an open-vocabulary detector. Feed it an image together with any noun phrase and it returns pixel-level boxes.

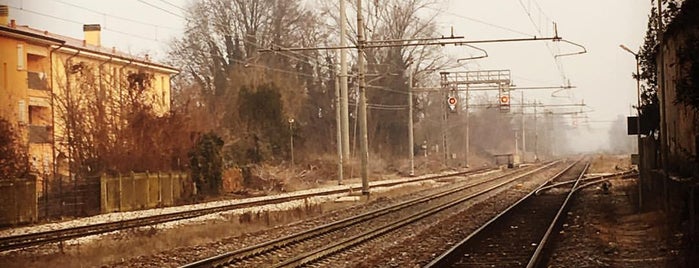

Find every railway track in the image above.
[425,160,589,268]
[181,161,562,268]
[0,167,493,252]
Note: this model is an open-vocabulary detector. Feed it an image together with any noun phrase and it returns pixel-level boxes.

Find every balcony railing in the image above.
[28,72,48,91]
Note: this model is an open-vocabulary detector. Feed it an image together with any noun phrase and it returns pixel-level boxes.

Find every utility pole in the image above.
[534,101,538,161]
[521,91,526,157]
[440,72,449,165]
[408,68,415,176]
[356,0,370,195]
[620,44,643,211]
[289,118,295,168]
[335,76,344,185]
[465,84,470,167]
[339,0,350,159]
[635,52,643,211]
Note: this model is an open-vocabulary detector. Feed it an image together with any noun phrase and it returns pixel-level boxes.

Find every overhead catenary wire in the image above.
[251,40,335,73]
[128,1,331,71]
[517,0,569,84]
[425,6,535,38]
[348,102,408,111]
[130,2,335,77]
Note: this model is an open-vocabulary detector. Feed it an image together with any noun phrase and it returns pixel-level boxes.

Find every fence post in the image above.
[100,175,106,214]
[118,173,123,212]
[59,175,63,217]
[145,171,150,208]
[13,181,18,225]
[157,171,162,206]
[31,178,37,223]
[170,172,174,204]
[130,171,136,210]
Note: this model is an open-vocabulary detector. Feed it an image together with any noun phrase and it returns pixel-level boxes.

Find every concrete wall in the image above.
[659,24,699,177]
[0,178,37,226]
[100,172,190,213]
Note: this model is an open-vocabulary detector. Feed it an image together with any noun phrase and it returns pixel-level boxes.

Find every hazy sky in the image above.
[1,0,652,152]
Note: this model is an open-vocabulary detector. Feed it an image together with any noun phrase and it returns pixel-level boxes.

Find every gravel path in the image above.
[546,177,684,267]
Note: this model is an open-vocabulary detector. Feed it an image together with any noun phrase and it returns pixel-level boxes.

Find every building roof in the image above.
[0,23,179,74]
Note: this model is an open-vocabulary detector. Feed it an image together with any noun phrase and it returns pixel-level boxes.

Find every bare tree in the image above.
[53,55,193,176]
[319,0,448,156]
[0,117,29,179]
[170,0,339,164]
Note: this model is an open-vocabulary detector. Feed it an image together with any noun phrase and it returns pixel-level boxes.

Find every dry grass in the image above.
[0,175,442,268]
[0,204,324,268]
[588,154,633,173]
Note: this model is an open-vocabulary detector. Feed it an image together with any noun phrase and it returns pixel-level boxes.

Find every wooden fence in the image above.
[100,172,190,213]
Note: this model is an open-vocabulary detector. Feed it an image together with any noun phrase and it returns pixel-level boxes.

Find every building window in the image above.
[17,44,25,70]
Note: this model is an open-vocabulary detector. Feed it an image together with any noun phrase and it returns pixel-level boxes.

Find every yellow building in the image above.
[0,5,178,181]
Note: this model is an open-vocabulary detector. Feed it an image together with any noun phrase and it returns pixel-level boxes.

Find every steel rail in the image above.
[534,169,636,195]
[0,167,493,252]
[269,162,562,268]
[424,160,582,267]
[573,171,637,192]
[526,162,590,268]
[181,162,559,268]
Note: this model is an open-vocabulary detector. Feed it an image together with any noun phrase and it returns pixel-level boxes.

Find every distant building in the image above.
[0,5,178,182]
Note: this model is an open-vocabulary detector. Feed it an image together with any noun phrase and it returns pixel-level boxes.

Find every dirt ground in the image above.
[547,154,687,267]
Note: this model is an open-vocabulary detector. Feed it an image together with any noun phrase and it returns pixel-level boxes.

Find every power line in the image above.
[53,0,180,31]
[136,0,184,19]
[240,33,335,73]
[7,5,166,44]
[156,0,186,12]
[10,5,83,25]
[228,58,316,78]
[102,25,167,43]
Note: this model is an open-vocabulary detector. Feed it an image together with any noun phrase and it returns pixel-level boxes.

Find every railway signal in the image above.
[500,95,510,105]
[447,96,457,112]
[499,83,511,111]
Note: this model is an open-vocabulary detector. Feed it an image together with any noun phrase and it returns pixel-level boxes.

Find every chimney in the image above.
[0,5,9,26]
[83,24,101,47]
